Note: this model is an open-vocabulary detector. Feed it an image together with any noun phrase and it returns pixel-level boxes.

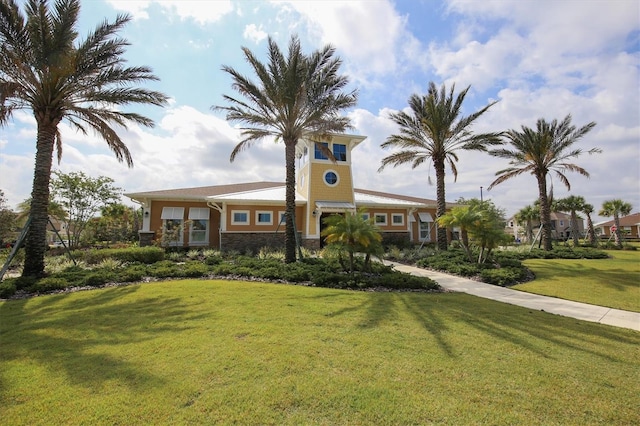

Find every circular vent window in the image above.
[324,170,339,186]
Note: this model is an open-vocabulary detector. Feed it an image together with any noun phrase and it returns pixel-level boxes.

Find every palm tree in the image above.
[215,35,357,263]
[599,199,632,248]
[582,202,598,246]
[0,0,168,277]
[378,82,501,250]
[436,204,481,262]
[488,115,599,250]
[321,210,382,274]
[554,195,587,246]
[514,204,539,243]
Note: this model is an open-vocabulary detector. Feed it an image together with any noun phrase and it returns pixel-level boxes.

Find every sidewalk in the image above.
[387,261,640,332]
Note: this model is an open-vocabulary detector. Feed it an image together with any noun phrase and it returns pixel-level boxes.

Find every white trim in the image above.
[361,212,370,221]
[255,210,273,225]
[231,210,249,225]
[391,213,404,226]
[161,207,184,220]
[278,211,286,225]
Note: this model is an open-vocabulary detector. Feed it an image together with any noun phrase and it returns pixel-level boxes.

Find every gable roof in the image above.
[126,182,283,202]
[595,212,640,227]
[126,181,446,209]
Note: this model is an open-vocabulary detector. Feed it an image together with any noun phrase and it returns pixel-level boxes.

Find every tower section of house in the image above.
[296,134,364,247]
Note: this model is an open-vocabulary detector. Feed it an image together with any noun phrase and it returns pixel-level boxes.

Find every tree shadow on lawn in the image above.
[397,293,640,362]
[526,261,639,294]
[0,284,209,396]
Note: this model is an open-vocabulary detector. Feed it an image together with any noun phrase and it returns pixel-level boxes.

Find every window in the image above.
[232,210,249,225]
[188,208,210,245]
[419,222,431,241]
[324,170,339,186]
[559,220,564,227]
[333,143,347,161]
[361,212,370,221]
[256,211,273,225]
[374,213,387,225]
[161,207,185,246]
[314,142,329,160]
[391,213,404,226]
[278,211,286,225]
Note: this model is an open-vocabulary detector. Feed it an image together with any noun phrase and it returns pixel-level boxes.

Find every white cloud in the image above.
[243,24,268,43]
[107,0,234,24]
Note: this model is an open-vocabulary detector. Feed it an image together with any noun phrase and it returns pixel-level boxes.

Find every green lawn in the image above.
[1,280,638,425]
[515,250,640,312]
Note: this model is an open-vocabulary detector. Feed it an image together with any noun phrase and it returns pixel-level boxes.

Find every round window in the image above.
[324,171,338,186]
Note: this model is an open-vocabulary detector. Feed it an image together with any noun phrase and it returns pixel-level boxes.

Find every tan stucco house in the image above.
[595,212,640,240]
[126,133,455,252]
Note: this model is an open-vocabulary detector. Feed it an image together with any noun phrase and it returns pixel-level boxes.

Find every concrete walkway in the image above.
[387,261,640,332]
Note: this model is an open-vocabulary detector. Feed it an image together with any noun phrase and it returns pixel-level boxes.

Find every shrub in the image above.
[118,264,148,282]
[182,262,209,278]
[0,280,17,298]
[34,277,68,292]
[82,270,117,287]
[480,267,529,287]
[79,247,165,265]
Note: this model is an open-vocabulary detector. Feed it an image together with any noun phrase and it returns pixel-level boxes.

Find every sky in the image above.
[1,0,639,224]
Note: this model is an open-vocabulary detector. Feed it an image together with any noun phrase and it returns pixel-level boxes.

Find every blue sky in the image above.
[1,0,638,223]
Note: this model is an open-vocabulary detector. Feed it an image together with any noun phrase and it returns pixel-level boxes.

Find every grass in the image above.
[514,250,640,312]
[1,279,639,425]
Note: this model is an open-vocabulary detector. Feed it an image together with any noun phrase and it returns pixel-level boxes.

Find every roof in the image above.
[125,182,283,201]
[126,181,450,209]
[594,212,640,227]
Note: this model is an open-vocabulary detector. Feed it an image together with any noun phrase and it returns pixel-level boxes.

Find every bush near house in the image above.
[0,247,439,299]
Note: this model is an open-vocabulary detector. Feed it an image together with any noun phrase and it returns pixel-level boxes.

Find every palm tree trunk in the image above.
[585,213,596,246]
[435,158,448,250]
[570,211,580,246]
[23,121,57,277]
[526,220,533,242]
[613,214,622,248]
[284,140,297,263]
[536,174,553,250]
[461,229,472,262]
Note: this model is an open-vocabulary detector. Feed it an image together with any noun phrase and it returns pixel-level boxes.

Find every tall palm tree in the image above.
[599,199,632,248]
[488,115,599,250]
[514,204,539,243]
[554,195,587,246]
[215,35,357,263]
[0,0,168,277]
[378,82,501,250]
[582,202,597,246]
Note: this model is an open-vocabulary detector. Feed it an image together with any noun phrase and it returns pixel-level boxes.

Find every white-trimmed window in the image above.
[323,170,339,186]
[361,212,370,221]
[419,222,431,241]
[256,211,273,225]
[278,211,286,225]
[188,208,210,245]
[391,213,404,226]
[374,213,387,226]
[161,207,185,246]
[231,210,249,225]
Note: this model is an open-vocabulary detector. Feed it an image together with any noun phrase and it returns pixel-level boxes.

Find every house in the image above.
[505,211,585,242]
[126,133,458,252]
[594,212,640,240]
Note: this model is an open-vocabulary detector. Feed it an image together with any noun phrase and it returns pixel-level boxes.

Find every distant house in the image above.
[125,133,458,252]
[505,211,584,242]
[594,212,640,240]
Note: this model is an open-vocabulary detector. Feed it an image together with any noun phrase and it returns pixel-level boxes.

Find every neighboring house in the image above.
[126,133,457,252]
[505,211,585,242]
[594,212,640,239]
